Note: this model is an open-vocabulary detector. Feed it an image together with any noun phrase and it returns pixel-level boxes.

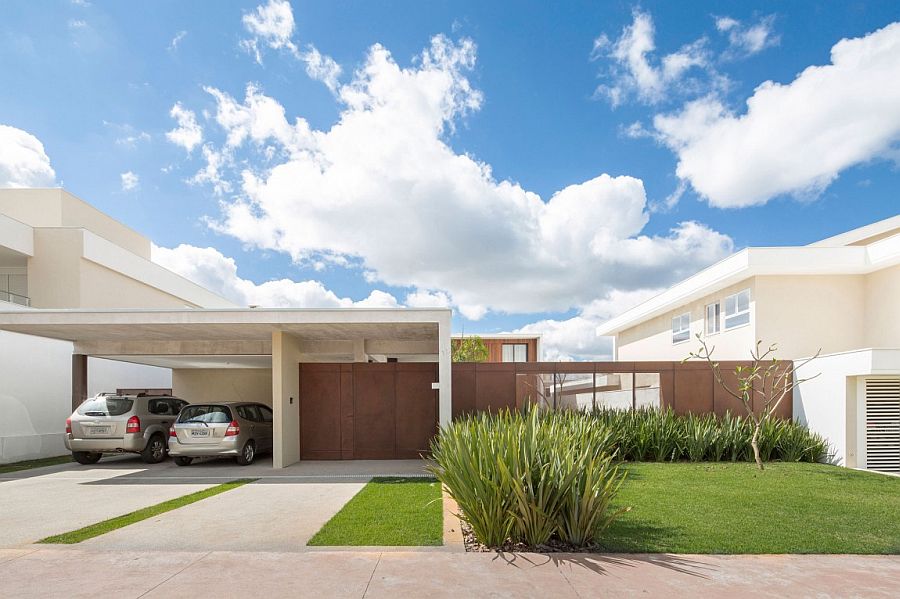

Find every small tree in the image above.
[686,336,819,470]
[452,335,489,363]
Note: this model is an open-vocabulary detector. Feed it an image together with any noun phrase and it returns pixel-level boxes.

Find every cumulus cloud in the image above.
[240,0,342,92]
[152,243,400,309]
[716,15,779,58]
[592,9,713,106]
[174,34,731,320]
[653,21,900,208]
[512,289,661,361]
[120,171,139,191]
[165,102,203,152]
[0,124,56,187]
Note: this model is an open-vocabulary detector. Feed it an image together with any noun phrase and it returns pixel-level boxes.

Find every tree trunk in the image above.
[751,423,764,470]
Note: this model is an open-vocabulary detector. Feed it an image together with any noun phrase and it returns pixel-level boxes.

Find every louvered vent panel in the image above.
[865,378,900,474]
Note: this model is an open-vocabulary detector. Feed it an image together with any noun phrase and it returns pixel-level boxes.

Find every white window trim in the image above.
[672,312,691,345]
[705,301,720,336]
[723,289,751,331]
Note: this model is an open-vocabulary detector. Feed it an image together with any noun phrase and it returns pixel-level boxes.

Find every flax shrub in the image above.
[428,408,627,548]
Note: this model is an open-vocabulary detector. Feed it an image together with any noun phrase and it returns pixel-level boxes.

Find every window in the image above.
[724,289,751,329]
[258,405,273,423]
[77,396,133,416]
[236,405,262,422]
[502,344,528,362]
[177,405,232,424]
[672,313,691,344]
[705,302,720,335]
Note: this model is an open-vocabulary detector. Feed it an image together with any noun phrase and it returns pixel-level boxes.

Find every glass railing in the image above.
[0,290,30,307]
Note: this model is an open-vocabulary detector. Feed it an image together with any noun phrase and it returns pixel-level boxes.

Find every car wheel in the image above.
[174,456,193,467]
[236,440,256,466]
[72,451,101,465]
[141,434,167,464]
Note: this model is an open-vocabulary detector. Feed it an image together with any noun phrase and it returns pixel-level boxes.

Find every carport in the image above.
[0,308,452,468]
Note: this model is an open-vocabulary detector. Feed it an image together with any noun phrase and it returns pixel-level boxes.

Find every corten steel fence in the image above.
[451,361,793,420]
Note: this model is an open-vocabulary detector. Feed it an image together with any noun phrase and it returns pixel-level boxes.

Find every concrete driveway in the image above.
[0,455,428,550]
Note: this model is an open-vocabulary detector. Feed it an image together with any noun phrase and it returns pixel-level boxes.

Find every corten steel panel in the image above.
[596,362,636,373]
[299,364,342,460]
[395,363,439,458]
[340,368,354,459]
[516,373,551,408]
[451,363,476,419]
[714,362,749,417]
[353,364,397,459]
[673,368,714,415]
[475,369,517,413]
[658,370,675,411]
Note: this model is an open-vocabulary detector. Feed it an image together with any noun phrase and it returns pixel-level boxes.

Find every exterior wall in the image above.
[451,337,540,362]
[0,189,149,258]
[755,275,865,359]
[172,368,273,406]
[616,278,756,361]
[0,331,171,463]
[272,331,302,468]
[78,260,197,309]
[864,264,900,348]
[27,228,83,308]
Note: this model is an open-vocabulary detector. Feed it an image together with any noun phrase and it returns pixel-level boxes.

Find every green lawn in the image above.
[308,477,443,546]
[0,455,73,474]
[598,462,900,554]
[39,479,255,544]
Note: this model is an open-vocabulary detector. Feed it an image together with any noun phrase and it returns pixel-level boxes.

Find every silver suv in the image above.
[168,402,273,466]
[65,393,188,465]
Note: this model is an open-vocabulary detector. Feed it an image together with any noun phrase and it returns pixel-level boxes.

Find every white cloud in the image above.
[239,0,342,92]
[405,289,452,309]
[0,124,56,187]
[169,30,187,52]
[512,289,661,361]
[120,171,139,191]
[68,19,87,30]
[716,15,778,57]
[653,21,900,208]
[240,0,299,64]
[152,243,399,309]
[165,102,203,152]
[592,10,712,106]
[175,35,731,319]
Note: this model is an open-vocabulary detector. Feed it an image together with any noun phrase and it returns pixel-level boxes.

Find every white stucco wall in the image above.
[0,332,171,463]
[172,368,273,406]
[864,264,900,348]
[616,278,756,361]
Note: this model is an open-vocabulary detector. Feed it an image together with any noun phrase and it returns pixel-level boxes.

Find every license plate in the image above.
[88,426,111,436]
[190,429,210,437]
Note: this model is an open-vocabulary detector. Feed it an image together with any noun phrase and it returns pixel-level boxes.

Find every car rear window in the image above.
[78,396,134,416]
[178,405,232,424]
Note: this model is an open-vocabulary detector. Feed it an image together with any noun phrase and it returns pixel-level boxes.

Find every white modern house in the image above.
[597,215,900,473]
[0,189,452,466]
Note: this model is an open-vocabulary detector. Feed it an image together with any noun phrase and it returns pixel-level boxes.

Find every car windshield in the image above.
[178,405,232,424]
[77,396,134,416]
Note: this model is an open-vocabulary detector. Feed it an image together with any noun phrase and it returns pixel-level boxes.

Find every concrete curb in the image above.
[441,487,465,551]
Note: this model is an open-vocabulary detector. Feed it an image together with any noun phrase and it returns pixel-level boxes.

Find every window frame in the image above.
[671,312,691,344]
[501,343,528,363]
[723,289,751,330]
[705,301,721,336]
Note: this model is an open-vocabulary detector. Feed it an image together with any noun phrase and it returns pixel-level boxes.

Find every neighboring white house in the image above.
[597,215,900,474]
[0,188,236,462]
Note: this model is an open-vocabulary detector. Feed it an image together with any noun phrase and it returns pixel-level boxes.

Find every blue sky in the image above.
[1,0,899,359]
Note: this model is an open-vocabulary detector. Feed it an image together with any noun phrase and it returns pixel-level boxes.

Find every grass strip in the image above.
[38,478,255,544]
[0,455,73,474]
[308,476,442,546]
[598,463,900,554]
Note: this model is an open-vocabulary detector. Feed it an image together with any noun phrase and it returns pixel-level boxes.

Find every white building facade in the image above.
[597,215,900,473]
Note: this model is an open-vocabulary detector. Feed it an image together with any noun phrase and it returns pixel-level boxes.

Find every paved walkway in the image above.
[1,547,898,598]
[0,456,428,549]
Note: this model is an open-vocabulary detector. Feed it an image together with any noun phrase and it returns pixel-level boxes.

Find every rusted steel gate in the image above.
[299,362,438,460]
[451,361,792,419]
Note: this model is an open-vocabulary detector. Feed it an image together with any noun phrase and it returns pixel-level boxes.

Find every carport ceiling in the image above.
[98,355,272,369]
[0,309,442,342]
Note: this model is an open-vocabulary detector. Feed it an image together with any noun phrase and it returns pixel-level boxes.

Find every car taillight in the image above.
[169,427,177,438]
[225,420,240,437]
[126,415,141,434]
[65,418,72,434]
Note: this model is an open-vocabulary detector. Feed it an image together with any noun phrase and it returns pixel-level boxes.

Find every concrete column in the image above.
[72,354,87,411]
[352,338,367,362]
[437,312,453,428]
[271,331,302,468]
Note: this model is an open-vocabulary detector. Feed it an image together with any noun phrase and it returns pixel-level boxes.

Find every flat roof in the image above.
[597,232,900,337]
[0,308,450,343]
